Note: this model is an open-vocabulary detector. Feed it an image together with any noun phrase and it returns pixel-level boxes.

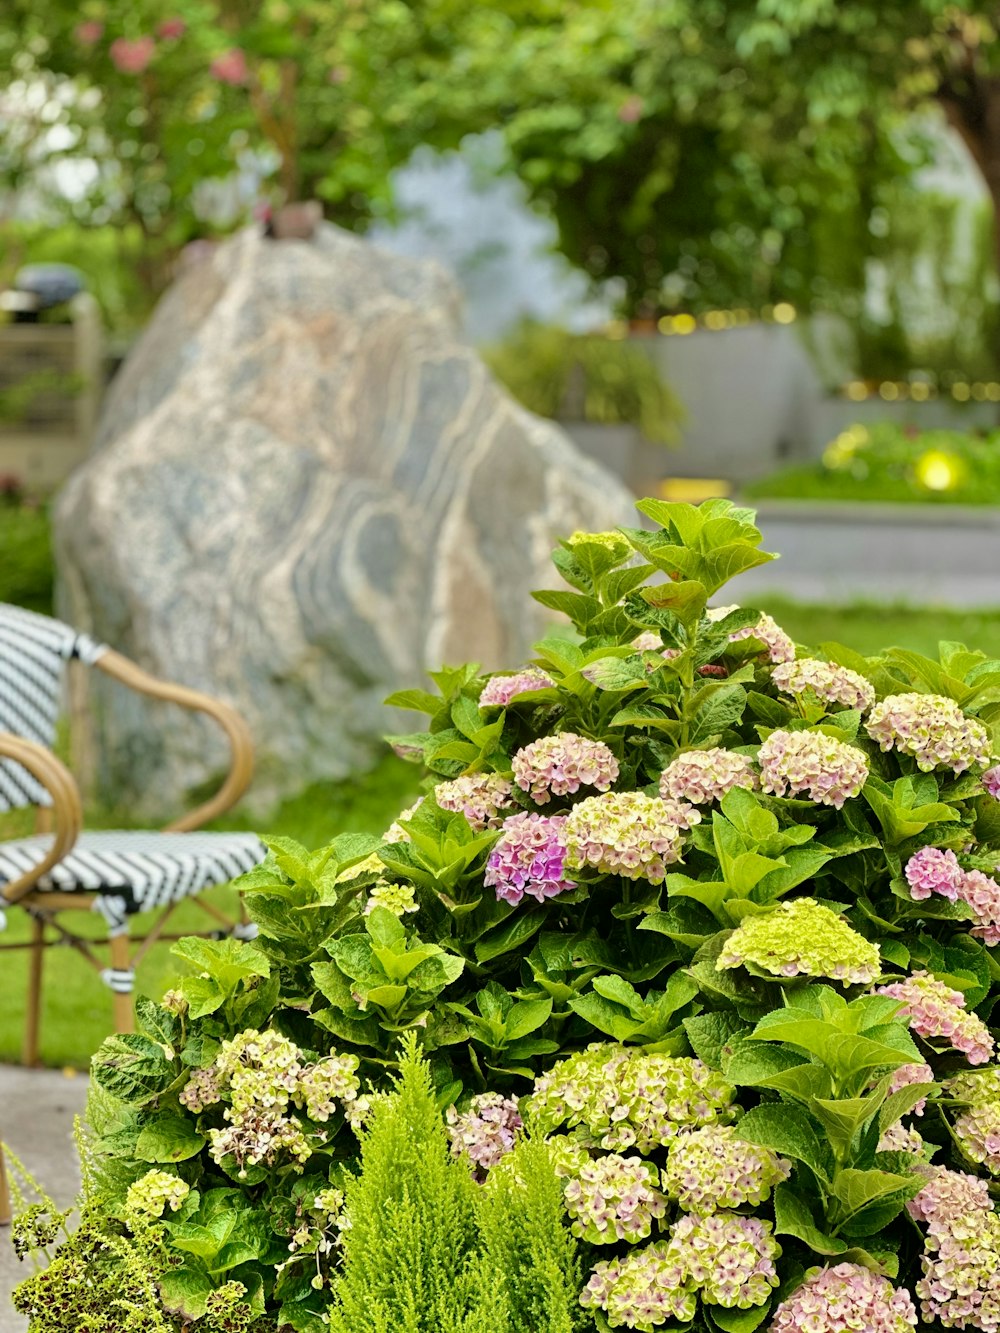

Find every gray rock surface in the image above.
[54,225,634,815]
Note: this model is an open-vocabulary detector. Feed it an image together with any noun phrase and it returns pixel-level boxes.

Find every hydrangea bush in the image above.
[18,497,1000,1332]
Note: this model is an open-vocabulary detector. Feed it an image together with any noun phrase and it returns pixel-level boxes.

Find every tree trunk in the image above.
[939,76,1000,364]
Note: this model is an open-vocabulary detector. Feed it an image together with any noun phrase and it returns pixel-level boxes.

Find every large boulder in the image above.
[54,225,634,815]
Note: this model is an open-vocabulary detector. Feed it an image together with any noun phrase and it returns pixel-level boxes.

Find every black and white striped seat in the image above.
[0,829,266,933]
[0,603,266,943]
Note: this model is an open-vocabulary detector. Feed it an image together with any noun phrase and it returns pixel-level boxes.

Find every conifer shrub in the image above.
[17,497,1000,1331]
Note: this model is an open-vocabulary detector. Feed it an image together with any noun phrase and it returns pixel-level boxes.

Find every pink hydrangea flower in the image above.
[707,605,795,663]
[581,1242,697,1327]
[772,657,876,712]
[983,765,1000,799]
[961,869,1000,947]
[954,1102,1000,1176]
[434,773,513,831]
[563,791,699,884]
[658,747,758,805]
[446,1093,522,1177]
[878,1122,925,1154]
[866,693,990,774]
[758,729,868,807]
[909,1167,993,1235]
[210,48,248,85]
[877,972,995,1065]
[667,1212,780,1309]
[888,1061,935,1116]
[484,812,575,906]
[110,36,156,73]
[479,667,554,707]
[905,847,964,901]
[512,733,619,804]
[769,1264,918,1333]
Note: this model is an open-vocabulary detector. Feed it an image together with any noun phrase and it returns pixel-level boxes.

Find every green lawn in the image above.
[3,596,1000,1068]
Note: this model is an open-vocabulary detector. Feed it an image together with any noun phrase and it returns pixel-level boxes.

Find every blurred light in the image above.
[772,302,797,324]
[657,316,673,334]
[952,383,972,401]
[910,382,931,401]
[879,382,900,401]
[972,382,988,401]
[844,381,868,401]
[659,477,731,502]
[605,320,628,341]
[704,310,728,330]
[988,383,1000,402]
[915,449,963,492]
[673,314,697,335]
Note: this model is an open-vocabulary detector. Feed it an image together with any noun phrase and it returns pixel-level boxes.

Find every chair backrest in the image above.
[0,603,105,811]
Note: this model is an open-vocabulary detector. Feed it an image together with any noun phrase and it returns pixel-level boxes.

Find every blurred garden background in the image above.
[5,0,1000,1067]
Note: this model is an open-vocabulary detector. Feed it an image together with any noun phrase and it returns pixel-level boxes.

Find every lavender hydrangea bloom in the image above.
[887,1061,935,1116]
[769,1264,918,1333]
[908,1168,1000,1330]
[757,729,869,808]
[512,732,619,804]
[961,869,1000,948]
[660,1125,789,1213]
[905,847,964,902]
[563,1154,668,1245]
[447,1093,522,1177]
[717,898,881,986]
[866,692,991,774]
[667,1212,780,1309]
[658,748,758,805]
[479,667,554,708]
[983,765,1000,799]
[581,1242,698,1327]
[484,812,575,906]
[878,973,995,1065]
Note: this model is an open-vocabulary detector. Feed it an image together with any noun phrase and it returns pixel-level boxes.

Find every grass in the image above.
[0,755,421,1068]
[0,503,54,613]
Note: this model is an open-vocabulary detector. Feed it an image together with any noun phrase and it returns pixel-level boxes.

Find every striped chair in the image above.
[0,603,266,1066]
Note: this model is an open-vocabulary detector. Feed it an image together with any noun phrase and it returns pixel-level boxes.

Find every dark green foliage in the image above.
[0,505,53,614]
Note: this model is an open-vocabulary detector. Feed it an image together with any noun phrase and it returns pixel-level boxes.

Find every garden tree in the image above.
[0,0,494,301]
[470,1,1000,320]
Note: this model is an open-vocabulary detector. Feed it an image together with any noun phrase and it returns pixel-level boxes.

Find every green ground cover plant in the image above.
[745,420,1000,505]
[14,497,1000,1333]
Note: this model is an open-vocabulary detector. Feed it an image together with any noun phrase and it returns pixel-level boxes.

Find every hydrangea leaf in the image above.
[135,1114,205,1164]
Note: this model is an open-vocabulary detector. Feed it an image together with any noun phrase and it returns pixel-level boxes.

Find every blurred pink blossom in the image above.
[157,17,186,39]
[110,36,156,74]
[618,95,644,123]
[328,65,350,85]
[74,21,104,45]
[210,48,249,85]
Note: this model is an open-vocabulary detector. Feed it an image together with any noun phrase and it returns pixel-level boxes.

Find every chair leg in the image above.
[109,932,135,1034]
[0,1142,11,1226]
[22,915,45,1067]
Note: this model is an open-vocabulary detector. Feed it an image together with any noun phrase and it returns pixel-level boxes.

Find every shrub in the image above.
[483,321,683,444]
[18,496,1000,1331]
[745,419,1000,505]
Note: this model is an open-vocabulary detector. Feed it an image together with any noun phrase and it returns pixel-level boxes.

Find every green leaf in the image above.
[91,1033,178,1106]
[135,1114,205,1164]
[158,1266,215,1321]
[734,1103,833,1181]
[170,937,270,993]
[773,1183,848,1256]
[475,912,545,963]
[683,1012,751,1069]
[710,1303,771,1333]
[505,998,553,1041]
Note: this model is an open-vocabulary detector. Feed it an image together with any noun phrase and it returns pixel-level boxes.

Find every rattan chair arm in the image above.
[93,650,254,831]
[0,733,82,905]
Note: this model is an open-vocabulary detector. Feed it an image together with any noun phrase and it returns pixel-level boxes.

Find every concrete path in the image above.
[1,1067,89,1333]
[736,501,1000,607]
